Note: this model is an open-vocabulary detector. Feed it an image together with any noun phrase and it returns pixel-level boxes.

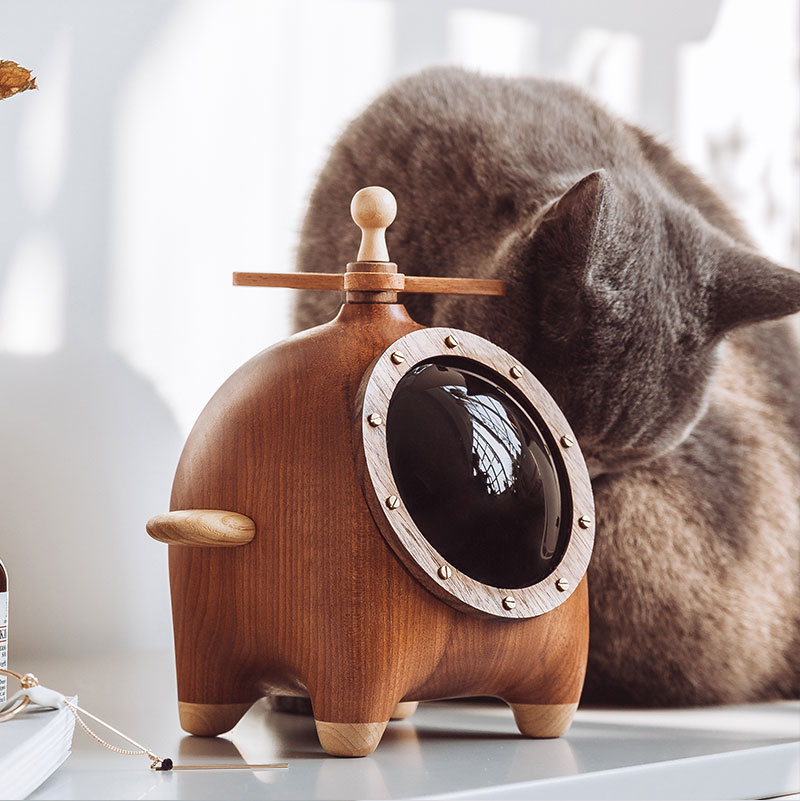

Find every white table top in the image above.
[15,649,800,800]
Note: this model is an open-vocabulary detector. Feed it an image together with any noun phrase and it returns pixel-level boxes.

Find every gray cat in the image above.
[294,67,800,706]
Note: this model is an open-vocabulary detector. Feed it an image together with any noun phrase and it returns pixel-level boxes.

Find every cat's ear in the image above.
[522,170,617,341]
[527,169,617,288]
[712,248,800,335]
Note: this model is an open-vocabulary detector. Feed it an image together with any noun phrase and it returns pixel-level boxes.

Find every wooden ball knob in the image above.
[351,186,397,262]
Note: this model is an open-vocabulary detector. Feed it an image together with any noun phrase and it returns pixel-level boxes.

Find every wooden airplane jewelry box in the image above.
[147,186,595,757]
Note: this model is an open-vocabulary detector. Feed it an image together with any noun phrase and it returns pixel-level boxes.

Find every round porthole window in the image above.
[386,359,569,589]
[358,328,594,619]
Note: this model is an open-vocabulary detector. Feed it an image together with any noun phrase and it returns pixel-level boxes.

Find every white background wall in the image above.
[1,0,797,660]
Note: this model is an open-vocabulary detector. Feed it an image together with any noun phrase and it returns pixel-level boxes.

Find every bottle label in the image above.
[0,591,7,704]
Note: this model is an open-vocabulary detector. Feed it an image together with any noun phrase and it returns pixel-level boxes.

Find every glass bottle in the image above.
[0,559,7,704]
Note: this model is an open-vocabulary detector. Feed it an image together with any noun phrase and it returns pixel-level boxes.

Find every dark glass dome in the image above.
[385,359,570,589]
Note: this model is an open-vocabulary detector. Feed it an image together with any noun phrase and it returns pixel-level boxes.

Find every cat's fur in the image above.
[294,67,800,705]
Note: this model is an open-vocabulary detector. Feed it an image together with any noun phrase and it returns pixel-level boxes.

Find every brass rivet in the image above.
[502,595,516,610]
[386,495,401,510]
[438,564,452,580]
[578,515,592,529]
[560,434,574,448]
[391,351,406,364]
[444,335,459,348]
[509,365,523,379]
[555,578,570,592]
[367,413,383,427]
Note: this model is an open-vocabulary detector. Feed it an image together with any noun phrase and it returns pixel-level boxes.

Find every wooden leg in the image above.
[178,701,253,736]
[308,671,399,756]
[314,719,388,757]
[390,701,419,720]
[509,702,578,738]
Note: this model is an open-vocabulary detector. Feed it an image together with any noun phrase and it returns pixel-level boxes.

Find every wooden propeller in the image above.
[148,187,506,549]
[233,186,507,300]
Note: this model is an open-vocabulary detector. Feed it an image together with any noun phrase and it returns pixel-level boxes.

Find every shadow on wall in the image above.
[392,0,722,137]
[0,1,182,659]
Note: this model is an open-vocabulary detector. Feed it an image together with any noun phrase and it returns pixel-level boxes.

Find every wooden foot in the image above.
[178,701,253,736]
[314,719,388,757]
[510,702,578,738]
[390,701,419,720]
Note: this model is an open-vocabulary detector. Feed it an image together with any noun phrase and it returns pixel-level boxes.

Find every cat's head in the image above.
[500,169,800,476]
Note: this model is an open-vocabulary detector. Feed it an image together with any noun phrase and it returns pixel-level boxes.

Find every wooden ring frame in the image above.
[356,327,595,619]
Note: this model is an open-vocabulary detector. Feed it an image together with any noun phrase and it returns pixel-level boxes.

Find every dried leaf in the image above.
[0,60,37,100]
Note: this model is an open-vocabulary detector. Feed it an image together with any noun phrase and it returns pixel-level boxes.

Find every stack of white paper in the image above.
[0,697,76,800]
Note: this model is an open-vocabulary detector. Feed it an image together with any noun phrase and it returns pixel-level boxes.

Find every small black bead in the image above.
[158,758,174,771]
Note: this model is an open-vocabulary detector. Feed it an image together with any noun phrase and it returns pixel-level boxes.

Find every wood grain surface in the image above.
[178,701,254,736]
[233,272,345,290]
[314,720,389,758]
[351,186,397,262]
[510,702,579,738]
[163,302,591,756]
[390,701,419,720]
[233,271,506,297]
[401,276,505,295]
[147,510,255,547]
